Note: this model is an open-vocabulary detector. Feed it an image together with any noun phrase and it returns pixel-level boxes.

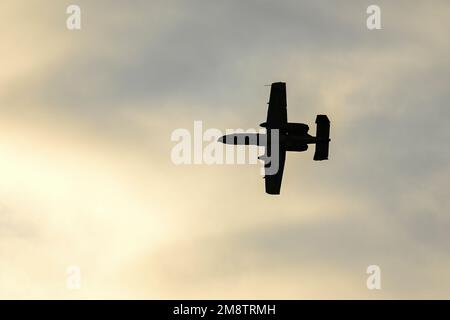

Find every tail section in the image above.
[314,115,330,161]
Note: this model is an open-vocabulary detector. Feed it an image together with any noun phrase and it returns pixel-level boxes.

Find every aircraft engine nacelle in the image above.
[285,123,309,134]
[285,143,308,152]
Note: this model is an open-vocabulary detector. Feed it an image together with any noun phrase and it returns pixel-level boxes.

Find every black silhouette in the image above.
[218,82,331,195]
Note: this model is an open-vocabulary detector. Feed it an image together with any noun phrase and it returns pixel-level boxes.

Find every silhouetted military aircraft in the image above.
[218,82,331,195]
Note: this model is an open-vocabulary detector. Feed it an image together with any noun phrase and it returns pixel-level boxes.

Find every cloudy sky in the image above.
[0,0,449,299]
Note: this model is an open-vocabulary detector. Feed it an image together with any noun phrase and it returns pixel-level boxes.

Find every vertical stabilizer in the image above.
[314,115,330,161]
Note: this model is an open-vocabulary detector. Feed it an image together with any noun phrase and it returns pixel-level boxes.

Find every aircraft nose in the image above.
[218,136,225,143]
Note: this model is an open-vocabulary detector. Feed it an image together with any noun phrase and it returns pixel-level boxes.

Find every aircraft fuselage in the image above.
[219,123,326,152]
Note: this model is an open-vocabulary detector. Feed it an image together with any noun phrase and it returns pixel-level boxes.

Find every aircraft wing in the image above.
[264,147,286,195]
[266,82,287,128]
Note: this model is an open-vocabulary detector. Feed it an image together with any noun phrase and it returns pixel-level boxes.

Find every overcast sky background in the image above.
[0,0,449,298]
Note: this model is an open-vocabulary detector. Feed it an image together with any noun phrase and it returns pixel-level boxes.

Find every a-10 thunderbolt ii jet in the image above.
[218,82,330,195]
